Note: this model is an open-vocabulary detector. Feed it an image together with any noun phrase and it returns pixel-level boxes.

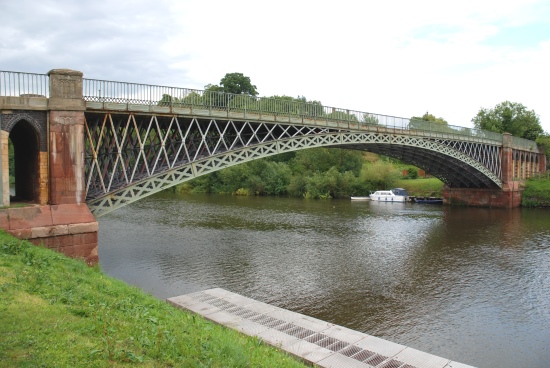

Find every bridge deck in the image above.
[167,288,475,368]
[85,101,503,147]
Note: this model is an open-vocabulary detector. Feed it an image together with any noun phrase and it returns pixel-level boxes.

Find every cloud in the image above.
[1,0,549,132]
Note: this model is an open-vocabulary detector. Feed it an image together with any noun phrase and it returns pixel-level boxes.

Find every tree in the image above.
[536,133,550,168]
[204,72,258,108]
[472,101,543,140]
[206,72,258,96]
[409,112,448,131]
[411,112,448,125]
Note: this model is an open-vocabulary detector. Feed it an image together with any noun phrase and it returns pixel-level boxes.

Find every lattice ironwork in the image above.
[85,112,505,217]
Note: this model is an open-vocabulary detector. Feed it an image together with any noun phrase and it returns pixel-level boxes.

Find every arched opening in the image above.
[9,120,40,202]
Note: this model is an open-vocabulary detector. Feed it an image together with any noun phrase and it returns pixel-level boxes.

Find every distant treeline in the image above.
[174,148,408,198]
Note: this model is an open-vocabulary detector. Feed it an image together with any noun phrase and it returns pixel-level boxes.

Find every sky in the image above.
[1,0,549,133]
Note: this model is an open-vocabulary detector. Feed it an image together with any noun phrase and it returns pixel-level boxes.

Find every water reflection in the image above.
[99,193,550,368]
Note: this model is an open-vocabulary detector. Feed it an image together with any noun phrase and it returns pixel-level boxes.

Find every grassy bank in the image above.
[395,178,444,197]
[522,173,550,207]
[0,233,306,368]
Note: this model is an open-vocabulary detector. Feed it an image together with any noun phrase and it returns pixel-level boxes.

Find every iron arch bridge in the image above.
[84,112,502,217]
[81,78,541,217]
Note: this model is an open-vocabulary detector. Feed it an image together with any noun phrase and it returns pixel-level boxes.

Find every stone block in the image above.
[7,228,32,239]
[0,210,9,229]
[69,243,98,258]
[80,232,98,244]
[8,206,53,230]
[31,225,69,238]
[50,163,66,178]
[51,203,95,225]
[67,222,99,234]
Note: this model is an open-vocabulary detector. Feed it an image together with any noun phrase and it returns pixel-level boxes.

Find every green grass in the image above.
[522,173,550,207]
[0,232,307,368]
[395,178,444,197]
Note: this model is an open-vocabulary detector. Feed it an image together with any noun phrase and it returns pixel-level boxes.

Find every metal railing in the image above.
[0,70,540,148]
[0,71,49,97]
[511,135,539,151]
[82,77,506,143]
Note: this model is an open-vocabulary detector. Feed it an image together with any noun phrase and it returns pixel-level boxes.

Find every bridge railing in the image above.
[82,77,508,144]
[511,135,539,151]
[0,70,536,148]
[0,71,49,97]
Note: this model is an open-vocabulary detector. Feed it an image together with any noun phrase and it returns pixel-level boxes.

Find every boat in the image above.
[350,196,371,200]
[369,188,409,202]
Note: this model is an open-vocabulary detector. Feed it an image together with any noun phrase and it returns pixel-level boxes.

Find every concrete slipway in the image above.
[168,288,475,368]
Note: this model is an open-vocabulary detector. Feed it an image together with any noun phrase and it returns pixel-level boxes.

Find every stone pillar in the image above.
[501,133,513,184]
[48,69,86,205]
[539,147,547,173]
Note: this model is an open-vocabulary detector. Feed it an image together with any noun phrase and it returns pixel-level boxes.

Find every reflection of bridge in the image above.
[0,69,546,263]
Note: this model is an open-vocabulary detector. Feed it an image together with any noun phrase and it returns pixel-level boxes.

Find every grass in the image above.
[522,173,550,207]
[395,177,444,197]
[0,232,307,368]
[0,202,34,210]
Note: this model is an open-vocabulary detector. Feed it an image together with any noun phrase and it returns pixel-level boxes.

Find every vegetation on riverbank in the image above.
[395,178,444,197]
[175,148,409,199]
[0,232,306,368]
[522,172,550,207]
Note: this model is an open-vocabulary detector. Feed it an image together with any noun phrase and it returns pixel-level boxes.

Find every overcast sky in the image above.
[1,0,549,132]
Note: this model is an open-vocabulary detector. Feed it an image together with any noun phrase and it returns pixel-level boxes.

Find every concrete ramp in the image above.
[168,288,475,368]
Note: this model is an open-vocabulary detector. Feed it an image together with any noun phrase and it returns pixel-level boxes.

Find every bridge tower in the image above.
[0,69,98,264]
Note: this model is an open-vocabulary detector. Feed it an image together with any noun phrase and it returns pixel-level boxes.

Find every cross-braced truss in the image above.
[84,112,504,216]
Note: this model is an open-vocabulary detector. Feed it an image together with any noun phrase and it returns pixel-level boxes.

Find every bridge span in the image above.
[0,69,546,263]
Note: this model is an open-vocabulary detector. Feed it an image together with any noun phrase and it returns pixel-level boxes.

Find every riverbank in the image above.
[0,232,306,367]
[522,173,550,207]
[395,178,444,197]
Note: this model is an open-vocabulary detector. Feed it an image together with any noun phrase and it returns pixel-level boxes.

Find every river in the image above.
[98,192,550,368]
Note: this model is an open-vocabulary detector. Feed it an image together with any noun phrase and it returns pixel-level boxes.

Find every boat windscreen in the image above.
[391,188,409,196]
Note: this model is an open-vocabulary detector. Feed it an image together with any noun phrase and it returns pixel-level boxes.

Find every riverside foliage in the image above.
[175,148,403,199]
[522,172,550,207]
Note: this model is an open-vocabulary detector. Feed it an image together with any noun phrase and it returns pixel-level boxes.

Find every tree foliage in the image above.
[206,72,258,96]
[411,112,448,125]
[409,112,448,130]
[472,101,543,140]
[536,133,550,168]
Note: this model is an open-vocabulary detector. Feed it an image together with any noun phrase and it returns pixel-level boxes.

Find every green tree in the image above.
[358,160,401,191]
[409,112,448,130]
[362,113,379,125]
[472,101,543,140]
[158,93,183,106]
[207,72,258,96]
[204,72,258,108]
[412,112,448,125]
[290,148,363,175]
[536,133,550,169]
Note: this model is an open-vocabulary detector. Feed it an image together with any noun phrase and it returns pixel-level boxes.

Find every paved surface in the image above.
[167,288,476,368]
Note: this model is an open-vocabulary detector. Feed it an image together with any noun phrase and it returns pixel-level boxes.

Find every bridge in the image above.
[0,69,546,263]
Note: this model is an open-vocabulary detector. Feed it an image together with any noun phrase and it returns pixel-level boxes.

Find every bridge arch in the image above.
[9,119,40,202]
[87,130,502,216]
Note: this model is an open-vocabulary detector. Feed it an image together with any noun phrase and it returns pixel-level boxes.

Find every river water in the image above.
[98,192,550,368]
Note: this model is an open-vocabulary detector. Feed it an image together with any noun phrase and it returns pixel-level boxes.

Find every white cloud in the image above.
[1,0,549,132]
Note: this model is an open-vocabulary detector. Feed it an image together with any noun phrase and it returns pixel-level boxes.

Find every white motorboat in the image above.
[350,196,371,200]
[369,188,409,202]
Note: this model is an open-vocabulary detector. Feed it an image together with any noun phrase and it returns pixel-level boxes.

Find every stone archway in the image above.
[9,120,40,202]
